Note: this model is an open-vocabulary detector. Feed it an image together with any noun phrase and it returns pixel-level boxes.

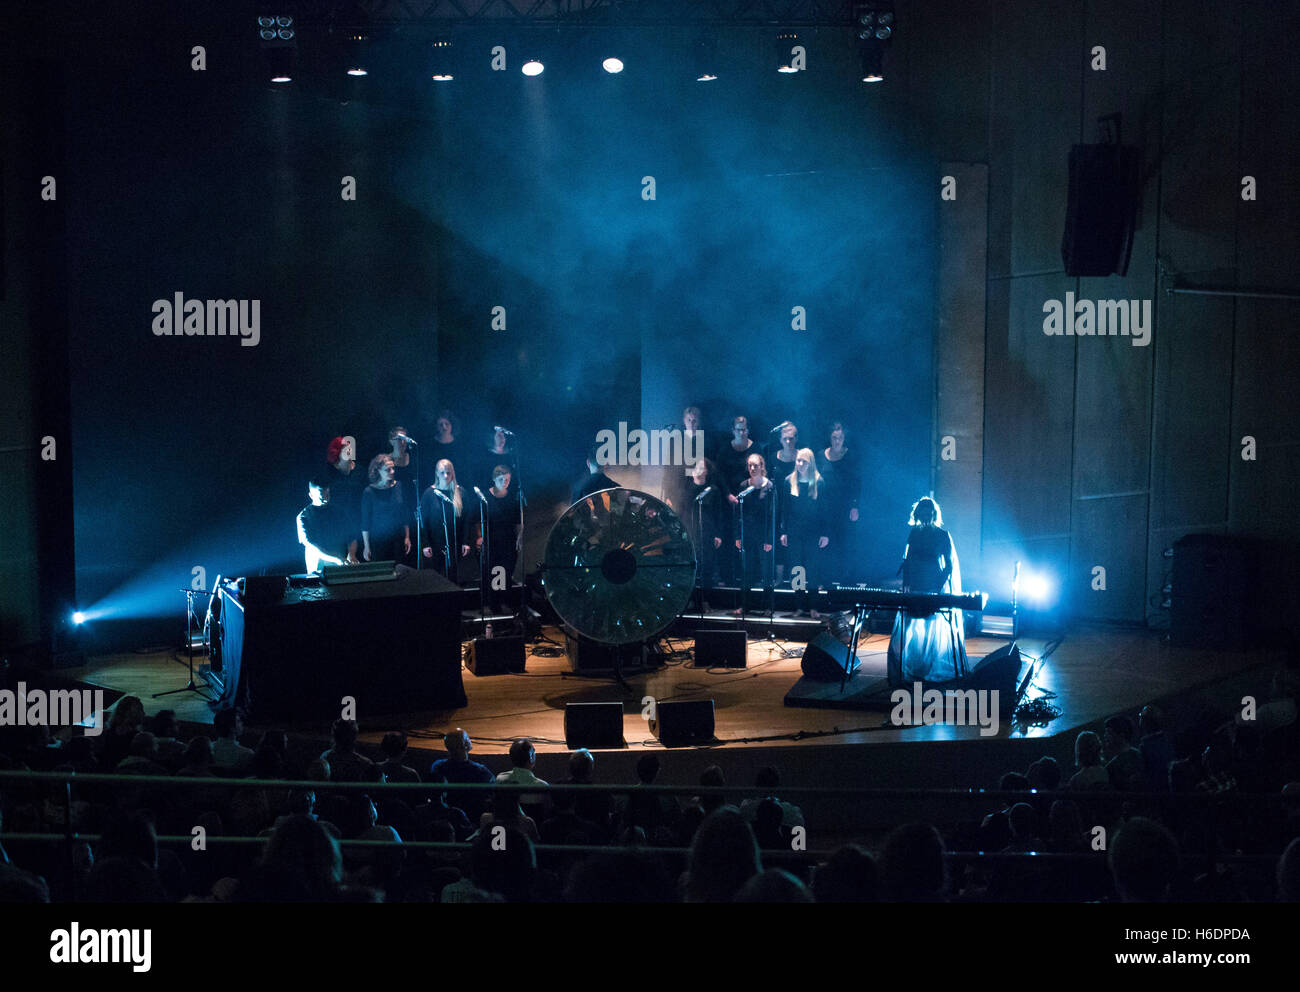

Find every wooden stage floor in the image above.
[65,619,1281,757]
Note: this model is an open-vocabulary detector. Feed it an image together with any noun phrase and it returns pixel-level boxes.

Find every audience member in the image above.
[320,719,376,783]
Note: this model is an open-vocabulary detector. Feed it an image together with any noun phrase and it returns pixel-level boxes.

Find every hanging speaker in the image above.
[1061,143,1140,277]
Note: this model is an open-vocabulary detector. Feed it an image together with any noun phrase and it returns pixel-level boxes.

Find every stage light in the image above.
[431,36,454,81]
[345,32,369,76]
[72,611,86,625]
[854,3,894,82]
[1022,572,1053,603]
[602,57,624,74]
[693,30,719,81]
[776,31,801,73]
[860,48,884,82]
[521,58,544,76]
[268,48,294,83]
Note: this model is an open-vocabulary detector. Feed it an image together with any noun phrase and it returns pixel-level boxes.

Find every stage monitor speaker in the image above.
[962,642,1021,712]
[801,631,858,681]
[238,575,286,605]
[1170,534,1250,647]
[564,702,625,749]
[651,699,716,747]
[1061,143,1140,277]
[467,635,526,675]
[694,629,747,668]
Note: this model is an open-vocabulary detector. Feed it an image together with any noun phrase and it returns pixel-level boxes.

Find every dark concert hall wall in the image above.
[969,0,1300,628]
[3,1,1298,650]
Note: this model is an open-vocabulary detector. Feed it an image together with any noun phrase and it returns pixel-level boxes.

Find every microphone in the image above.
[432,488,454,505]
[493,426,515,436]
[694,486,713,502]
[737,485,756,500]
[393,432,418,446]
[472,486,488,503]
[769,420,793,434]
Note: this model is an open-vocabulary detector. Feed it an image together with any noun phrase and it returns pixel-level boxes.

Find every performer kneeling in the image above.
[421,459,471,581]
[887,497,968,684]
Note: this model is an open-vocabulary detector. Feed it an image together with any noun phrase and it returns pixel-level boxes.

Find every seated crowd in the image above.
[0,668,1297,903]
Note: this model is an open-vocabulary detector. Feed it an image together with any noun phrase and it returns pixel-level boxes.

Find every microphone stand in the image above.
[737,488,751,626]
[433,488,454,579]
[761,480,797,657]
[476,489,489,623]
[694,489,708,619]
[400,435,422,570]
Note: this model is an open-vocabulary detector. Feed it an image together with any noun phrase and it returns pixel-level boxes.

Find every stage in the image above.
[60,619,1277,751]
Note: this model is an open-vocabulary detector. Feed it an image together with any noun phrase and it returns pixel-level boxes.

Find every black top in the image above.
[903,526,954,593]
[483,487,521,548]
[361,482,410,545]
[572,471,619,504]
[818,449,861,516]
[325,463,364,547]
[297,502,350,561]
[420,486,470,557]
[734,477,776,543]
[715,440,757,494]
[778,477,829,543]
[687,480,730,546]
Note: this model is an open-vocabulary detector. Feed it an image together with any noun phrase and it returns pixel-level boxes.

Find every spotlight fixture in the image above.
[268,47,294,83]
[693,31,719,81]
[602,56,624,74]
[72,611,86,625]
[521,57,544,76]
[776,31,801,73]
[854,3,895,83]
[430,36,454,81]
[258,14,297,83]
[345,32,369,76]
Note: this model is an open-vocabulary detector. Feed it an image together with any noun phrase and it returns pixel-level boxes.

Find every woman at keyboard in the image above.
[888,497,968,684]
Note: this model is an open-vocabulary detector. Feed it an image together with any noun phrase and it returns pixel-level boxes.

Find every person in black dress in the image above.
[778,448,830,617]
[718,416,756,584]
[479,426,519,493]
[296,477,350,573]
[387,426,417,493]
[428,411,463,492]
[361,454,411,563]
[818,422,861,584]
[325,435,362,563]
[478,464,522,609]
[732,453,776,617]
[572,446,619,504]
[421,459,471,581]
[687,457,729,609]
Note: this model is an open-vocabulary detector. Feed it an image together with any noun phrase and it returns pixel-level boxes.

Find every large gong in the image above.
[541,488,696,645]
